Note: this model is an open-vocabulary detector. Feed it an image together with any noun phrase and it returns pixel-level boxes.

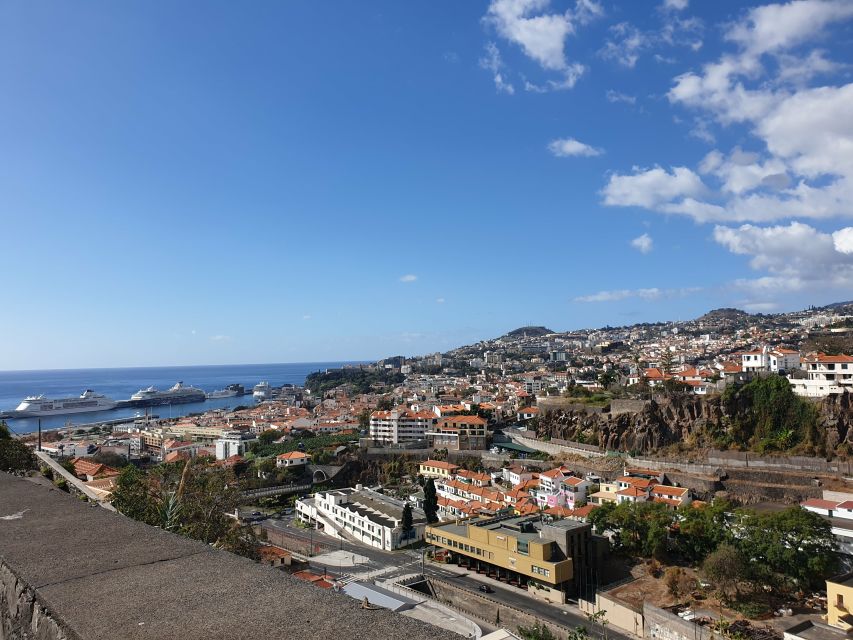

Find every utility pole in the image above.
[37,419,42,452]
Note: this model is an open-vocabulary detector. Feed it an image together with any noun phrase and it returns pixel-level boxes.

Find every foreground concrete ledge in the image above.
[0,473,455,640]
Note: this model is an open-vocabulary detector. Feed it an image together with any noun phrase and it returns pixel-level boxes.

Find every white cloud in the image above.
[600,13,702,69]
[713,221,853,294]
[600,22,647,68]
[436,297,446,304]
[834,227,853,254]
[609,2,853,225]
[688,117,715,144]
[602,166,706,209]
[630,233,654,254]
[483,0,602,91]
[606,89,636,104]
[399,274,418,283]
[740,301,779,313]
[574,287,700,303]
[547,137,603,157]
[726,0,853,57]
[480,42,515,94]
[210,335,231,342]
[662,0,688,10]
[302,314,312,320]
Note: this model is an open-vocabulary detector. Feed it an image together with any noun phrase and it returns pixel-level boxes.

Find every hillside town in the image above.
[4,302,852,640]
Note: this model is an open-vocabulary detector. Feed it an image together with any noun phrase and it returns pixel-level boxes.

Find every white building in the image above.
[296,486,426,550]
[276,451,309,468]
[368,409,437,445]
[790,354,853,397]
[215,430,253,461]
[741,346,801,373]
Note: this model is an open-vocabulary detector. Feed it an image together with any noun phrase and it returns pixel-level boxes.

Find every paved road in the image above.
[437,571,633,640]
[263,518,633,639]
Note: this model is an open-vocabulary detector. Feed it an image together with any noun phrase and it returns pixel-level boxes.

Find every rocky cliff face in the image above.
[536,393,853,455]
[821,392,853,452]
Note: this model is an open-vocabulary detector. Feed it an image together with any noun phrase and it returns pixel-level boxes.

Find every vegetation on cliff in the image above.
[305,367,404,395]
[721,375,822,454]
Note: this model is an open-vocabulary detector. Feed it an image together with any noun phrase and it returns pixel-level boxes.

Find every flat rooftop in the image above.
[432,514,546,542]
[0,473,453,640]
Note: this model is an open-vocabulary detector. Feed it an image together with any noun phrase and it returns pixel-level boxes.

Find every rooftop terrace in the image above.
[0,473,453,640]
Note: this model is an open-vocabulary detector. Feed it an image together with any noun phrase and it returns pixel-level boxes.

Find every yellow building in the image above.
[425,514,593,602]
[419,459,460,479]
[827,573,853,629]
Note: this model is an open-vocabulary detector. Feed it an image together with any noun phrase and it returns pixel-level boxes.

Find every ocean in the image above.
[0,362,361,434]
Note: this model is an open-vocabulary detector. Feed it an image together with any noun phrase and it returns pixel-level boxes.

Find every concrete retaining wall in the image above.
[507,432,606,458]
[643,603,721,640]
[429,577,572,639]
[609,400,650,416]
[580,593,644,638]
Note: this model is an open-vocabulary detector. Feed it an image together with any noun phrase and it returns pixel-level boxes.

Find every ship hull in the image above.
[125,393,206,407]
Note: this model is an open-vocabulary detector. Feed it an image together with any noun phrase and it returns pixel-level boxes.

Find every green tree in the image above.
[702,544,745,603]
[674,499,730,563]
[598,369,618,390]
[401,503,414,541]
[111,465,158,524]
[722,375,820,452]
[734,507,837,590]
[423,478,439,523]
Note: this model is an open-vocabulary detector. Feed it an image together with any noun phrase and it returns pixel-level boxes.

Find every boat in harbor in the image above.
[12,390,117,417]
[128,381,206,406]
[252,381,272,400]
[206,388,238,399]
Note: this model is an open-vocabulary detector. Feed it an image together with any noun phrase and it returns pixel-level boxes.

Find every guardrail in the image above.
[34,450,116,511]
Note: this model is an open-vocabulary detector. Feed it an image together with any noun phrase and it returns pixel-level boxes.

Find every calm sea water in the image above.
[0,362,360,433]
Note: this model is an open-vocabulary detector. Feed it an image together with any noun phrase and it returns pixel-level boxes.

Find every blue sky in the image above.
[2,0,853,369]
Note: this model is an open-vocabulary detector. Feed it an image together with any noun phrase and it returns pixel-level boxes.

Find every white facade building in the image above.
[790,354,853,397]
[296,487,426,550]
[214,430,253,460]
[368,409,437,445]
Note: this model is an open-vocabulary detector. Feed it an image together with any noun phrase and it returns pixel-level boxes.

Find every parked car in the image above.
[478,584,493,593]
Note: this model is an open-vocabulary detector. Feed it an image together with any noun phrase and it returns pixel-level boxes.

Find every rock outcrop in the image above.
[536,393,853,455]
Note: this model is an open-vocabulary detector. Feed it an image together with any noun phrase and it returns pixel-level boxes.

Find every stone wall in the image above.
[0,473,454,640]
[0,562,76,640]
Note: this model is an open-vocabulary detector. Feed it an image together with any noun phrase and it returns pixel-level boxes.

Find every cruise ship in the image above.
[128,382,206,406]
[13,390,117,417]
[252,381,272,400]
[206,388,238,399]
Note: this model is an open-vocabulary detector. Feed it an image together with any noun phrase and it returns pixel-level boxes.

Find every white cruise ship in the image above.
[206,388,238,399]
[253,381,272,400]
[14,390,117,417]
[129,381,206,406]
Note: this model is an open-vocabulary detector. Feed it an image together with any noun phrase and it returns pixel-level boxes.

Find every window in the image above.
[838,593,844,608]
[517,540,529,555]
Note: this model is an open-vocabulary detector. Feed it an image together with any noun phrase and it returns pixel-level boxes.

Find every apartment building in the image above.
[369,409,437,444]
[427,415,488,450]
[790,354,853,397]
[296,487,426,550]
[827,572,853,630]
[741,346,801,373]
[425,514,594,602]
